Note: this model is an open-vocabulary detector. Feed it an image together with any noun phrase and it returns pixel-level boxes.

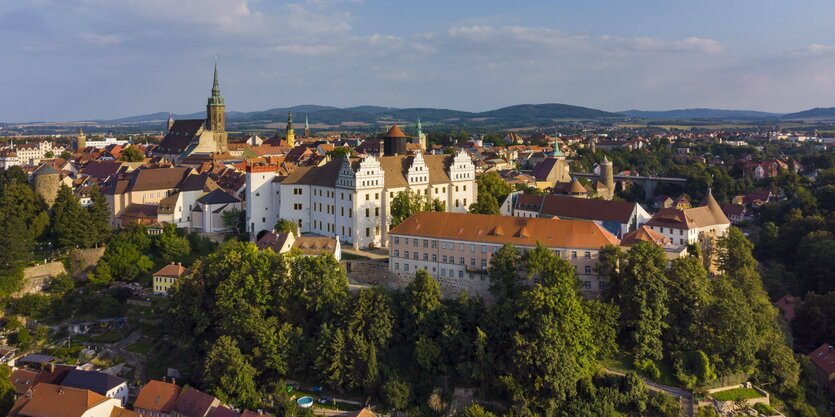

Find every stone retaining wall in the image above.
[18,262,67,295]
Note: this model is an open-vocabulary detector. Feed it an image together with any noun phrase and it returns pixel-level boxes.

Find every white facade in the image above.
[246,151,477,249]
[85,137,129,149]
[10,141,67,166]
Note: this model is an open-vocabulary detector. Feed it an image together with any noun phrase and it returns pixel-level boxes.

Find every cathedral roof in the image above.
[156,119,204,155]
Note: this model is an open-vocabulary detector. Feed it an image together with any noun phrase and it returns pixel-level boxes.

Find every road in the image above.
[603,367,695,417]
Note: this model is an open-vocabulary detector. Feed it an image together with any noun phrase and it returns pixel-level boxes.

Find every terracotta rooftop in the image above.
[12,383,112,417]
[390,212,619,249]
[810,344,835,377]
[292,236,339,255]
[516,194,638,224]
[153,263,189,278]
[620,225,669,247]
[134,380,182,413]
[385,125,407,138]
[172,387,218,417]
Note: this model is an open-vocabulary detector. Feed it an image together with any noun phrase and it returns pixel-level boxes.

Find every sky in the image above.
[3,0,835,121]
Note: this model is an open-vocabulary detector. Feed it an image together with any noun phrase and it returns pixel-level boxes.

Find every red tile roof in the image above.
[134,380,182,413]
[810,344,835,377]
[390,212,619,249]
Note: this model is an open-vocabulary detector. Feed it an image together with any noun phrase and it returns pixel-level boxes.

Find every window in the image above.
[375,193,379,199]
[395,263,400,270]
[431,240,437,248]
[413,239,418,247]
[395,250,399,257]
[679,229,683,235]
[413,252,418,260]
[459,257,465,265]
[293,203,302,210]
[571,251,577,259]
[469,244,475,252]
[463,185,467,191]
[443,255,448,263]
[584,251,591,259]
[458,270,464,278]
[459,243,465,251]
[481,259,487,269]
[405,264,410,272]
[365,208,370,217]
[441,268,446,276]
[470,258,475,266]
[423,254,428,261]
[423,239,428,248]
[432,254,437,262]
[405,251,410,258]
[365,194,370,201]
[584,265,592,274]
[599,281,606,289]
[366,228,370,237]
[394,237,399,245]
[481,245,487,253]
[584,281,592,289]
[375,207,379,216]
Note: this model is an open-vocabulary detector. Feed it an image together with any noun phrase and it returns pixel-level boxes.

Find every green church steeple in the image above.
[207,59,225,133]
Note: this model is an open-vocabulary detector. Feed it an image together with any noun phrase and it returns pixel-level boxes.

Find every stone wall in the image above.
[343,260,494,299]
[18,262,67,295]
[66,247,106,279]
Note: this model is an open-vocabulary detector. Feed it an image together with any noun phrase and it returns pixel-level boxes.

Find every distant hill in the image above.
[90,103,625,128]
[780,107,835,120]
[619,108,780,120]
[481,103,621,120]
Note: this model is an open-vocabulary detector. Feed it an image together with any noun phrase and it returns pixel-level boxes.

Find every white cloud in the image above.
[79,32,121,46]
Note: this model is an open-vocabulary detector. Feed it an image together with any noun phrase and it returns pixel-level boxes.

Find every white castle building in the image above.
[246,150,477,249]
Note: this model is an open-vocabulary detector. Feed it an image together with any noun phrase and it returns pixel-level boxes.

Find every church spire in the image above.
[304,114,310,138]
[212,58,220,97]
[285,108,296,147]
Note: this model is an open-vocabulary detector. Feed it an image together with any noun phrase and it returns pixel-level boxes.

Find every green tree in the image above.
[705,279,759,375]
[315,323,349,390]
[0,365,16,414]
[583,300,619,359]
[617,242,669,368]
[461,403,497,417]
[475,171,513,205]
[327,147,351,159]
[47,273,75,296]
[469,192,500,214]
[51,185,86,249]
[389,190,437,228]
[792,291,835,348]
[86,185,111,246]
[119,146,145,162]
[156,225,191,263]
[203,335,260,408]
[401,269,442,332]
[221,207,245,234]
[665,256,712,353]
[487,243,522,301]
[274,218,299,236]
[100,232,153,281]
[507,249,598,411]
[382,377,411,411]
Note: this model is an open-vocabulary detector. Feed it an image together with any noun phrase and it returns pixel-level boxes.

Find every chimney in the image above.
[49,362,55,373]
[171,378,176,386]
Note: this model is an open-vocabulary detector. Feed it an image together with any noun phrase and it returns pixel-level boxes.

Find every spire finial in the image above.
[305,114,309,129]
[212,57,220,95]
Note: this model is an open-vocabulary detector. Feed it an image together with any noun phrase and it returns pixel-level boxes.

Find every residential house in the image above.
[153,263,189,296]
[10,369,37,397]
[171,387,220,417]
[8,383,121,417]
[809,344,835,397]
[388,212,620,298]
[134,380,182,417]
[645,190,730,247]
[60,370,128,406]
[256,231,341,261]
[501,192,651,238]
[103,167,192,227]
[191,189,241,234]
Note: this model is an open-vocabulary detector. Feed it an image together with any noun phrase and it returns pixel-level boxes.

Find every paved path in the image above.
[603,368,694,417]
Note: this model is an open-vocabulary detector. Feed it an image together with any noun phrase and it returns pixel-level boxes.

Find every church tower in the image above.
[416,117,427,149]
[76,128,86,151]
[304,114,310,138]
[206,60,228,152]
[285,109,296,147]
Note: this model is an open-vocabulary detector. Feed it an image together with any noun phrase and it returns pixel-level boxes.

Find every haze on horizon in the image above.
[3,0,835,122]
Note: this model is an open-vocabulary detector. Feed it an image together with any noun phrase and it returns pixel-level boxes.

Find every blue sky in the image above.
[2,0,835,121]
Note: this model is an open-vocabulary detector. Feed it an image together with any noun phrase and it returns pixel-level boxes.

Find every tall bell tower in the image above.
[206,59,228,152]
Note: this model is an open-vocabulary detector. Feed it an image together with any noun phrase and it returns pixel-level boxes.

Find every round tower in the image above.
[76,128,86,151]
[33,164,61,207]
[600,156,614,199]
[285,109,295,147]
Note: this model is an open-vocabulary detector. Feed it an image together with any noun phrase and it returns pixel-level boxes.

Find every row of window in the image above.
[393,237,593,260]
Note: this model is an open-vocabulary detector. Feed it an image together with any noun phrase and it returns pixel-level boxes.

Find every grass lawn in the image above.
[125,338,153,356]
[753,402,779,416]
[710,387,762,402]
[73,330,126,344]
[289,389,362,412]
[341,252,370,260]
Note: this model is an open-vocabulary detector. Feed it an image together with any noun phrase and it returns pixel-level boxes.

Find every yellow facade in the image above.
[153,275,178,295]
